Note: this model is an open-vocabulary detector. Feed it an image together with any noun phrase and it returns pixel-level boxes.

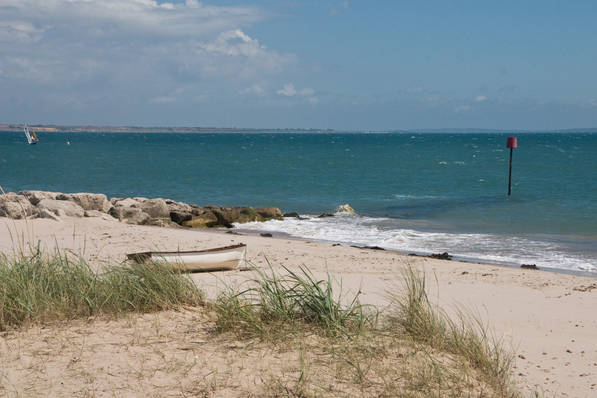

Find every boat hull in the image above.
[127,244,246,272]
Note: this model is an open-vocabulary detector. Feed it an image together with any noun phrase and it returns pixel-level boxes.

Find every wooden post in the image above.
[508,147,513,196]
[506,137,518,196]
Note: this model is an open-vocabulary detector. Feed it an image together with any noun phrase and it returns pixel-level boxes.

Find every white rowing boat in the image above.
[126,243,246,272]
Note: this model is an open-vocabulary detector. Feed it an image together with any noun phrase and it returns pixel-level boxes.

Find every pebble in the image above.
[567,349,573,353]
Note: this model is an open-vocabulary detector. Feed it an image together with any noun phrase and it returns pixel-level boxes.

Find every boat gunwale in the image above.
[126,243,246,262]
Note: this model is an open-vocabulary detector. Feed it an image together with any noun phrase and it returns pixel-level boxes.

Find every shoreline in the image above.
[233,226,597,278]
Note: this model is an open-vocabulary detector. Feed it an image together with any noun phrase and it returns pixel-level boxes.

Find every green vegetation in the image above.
[0,249,520,396]
[215,264,519,397]
[0,250,202,330]
[386,266,517,396]
[214,265,375,338]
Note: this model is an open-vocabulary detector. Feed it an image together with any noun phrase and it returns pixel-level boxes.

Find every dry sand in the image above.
[1,216,596,396]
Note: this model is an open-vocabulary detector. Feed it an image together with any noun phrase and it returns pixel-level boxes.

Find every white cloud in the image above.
[308,97,319,104]
[277,83,316,99]
[277,83,297,96]
[475,95,488,102]
[0,0,292,109]
[240,84,266,96]
[455,105,473,113]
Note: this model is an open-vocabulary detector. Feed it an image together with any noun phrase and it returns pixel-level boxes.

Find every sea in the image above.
[1,130,596,274]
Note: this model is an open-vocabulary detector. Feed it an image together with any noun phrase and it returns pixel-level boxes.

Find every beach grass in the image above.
[0,250,203,330]
[0,248,520,396]
[386,266,516,396]
[214,264,376,338]
[214,264,519,397]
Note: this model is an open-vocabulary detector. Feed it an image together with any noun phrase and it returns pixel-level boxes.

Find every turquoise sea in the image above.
[1,131,596,273]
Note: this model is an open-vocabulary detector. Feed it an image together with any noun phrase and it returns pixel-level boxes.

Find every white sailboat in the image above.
[23,124,39,145]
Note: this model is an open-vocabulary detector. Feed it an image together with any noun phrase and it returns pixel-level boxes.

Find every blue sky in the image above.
[1,0,596,130]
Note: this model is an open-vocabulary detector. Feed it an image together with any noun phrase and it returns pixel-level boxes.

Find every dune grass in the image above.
[0,250,203,330]
[386,266,517,397]
[215,264,519,397]
[214,264,376,338]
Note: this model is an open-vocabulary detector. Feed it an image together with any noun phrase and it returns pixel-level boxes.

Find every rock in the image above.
[39,208,61,221]
[84,210,116,221]
[111,198,140,208]
[56,193,111,212]
[430,252,452,260]
[144,217,181,228]
[140,198,170,218]
[284,212,307,220]
[521,264,539,270]
[170,210,193,225]
[336,204,355,214]
[211,207,239,226]
[182,211,219,228]
[109,206,149,225]
[166,200,195,214]
[18,190,59,205]
[0,194,39,219]
[236,207,265,223]
[38,199,84,217]
[255,207,283,220]
[318,213,335,218]
[260,233,273,237]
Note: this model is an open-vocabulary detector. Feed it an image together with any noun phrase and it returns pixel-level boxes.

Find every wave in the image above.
[235,214,597,273]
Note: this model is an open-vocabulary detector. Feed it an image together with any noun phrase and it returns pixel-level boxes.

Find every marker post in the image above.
[506,137,518,196]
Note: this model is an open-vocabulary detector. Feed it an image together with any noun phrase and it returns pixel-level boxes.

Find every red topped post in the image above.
[506,137,517,195]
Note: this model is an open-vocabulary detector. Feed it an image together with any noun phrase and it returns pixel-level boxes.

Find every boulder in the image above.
[182,211,219,228]
[84,210,116,220]
[0,194,39,219]
[283,212,307,220]
[37,199,84,217]
[18,190,60,205]
[39,209,61,221]
[109,206,149,225]
[336,204,355,214]
[56,193,111,212]
[144,218,181,228]
[211,207,238,227]
[255,207,283,220]
[236,207,265,223]
[140,198,170,218]
[170,210,193,225]
[111,198,140,208]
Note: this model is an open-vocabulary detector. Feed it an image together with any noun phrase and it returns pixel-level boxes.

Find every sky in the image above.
[1,0,596,130]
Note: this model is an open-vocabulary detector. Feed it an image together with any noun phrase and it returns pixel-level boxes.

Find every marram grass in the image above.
[214,264,376,338]
[0,251,203,330]
[387,266,517,397]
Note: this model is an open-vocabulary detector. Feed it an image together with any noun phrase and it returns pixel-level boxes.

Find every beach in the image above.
[1,215,596,396]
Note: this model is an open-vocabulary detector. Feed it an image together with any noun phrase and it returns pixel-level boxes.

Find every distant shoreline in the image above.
[1,124,596,134]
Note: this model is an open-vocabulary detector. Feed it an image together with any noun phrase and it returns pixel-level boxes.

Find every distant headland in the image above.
[0,123,334,134]
[1,123,596,134]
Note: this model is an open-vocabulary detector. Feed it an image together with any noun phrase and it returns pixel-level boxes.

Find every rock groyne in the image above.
[0,190,283,229]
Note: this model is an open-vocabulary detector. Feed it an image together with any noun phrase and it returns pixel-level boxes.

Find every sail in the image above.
[23,125,38,144]
[23,125,33,144]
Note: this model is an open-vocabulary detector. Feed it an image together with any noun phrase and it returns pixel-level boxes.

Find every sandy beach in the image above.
[1,215,596,396]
